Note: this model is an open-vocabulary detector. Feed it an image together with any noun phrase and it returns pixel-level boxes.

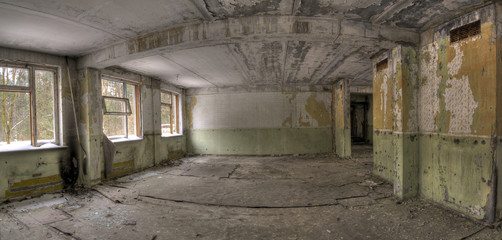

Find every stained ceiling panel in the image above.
[0,0,488,88]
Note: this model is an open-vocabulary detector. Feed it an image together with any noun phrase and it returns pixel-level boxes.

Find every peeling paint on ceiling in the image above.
[0,0,488,88]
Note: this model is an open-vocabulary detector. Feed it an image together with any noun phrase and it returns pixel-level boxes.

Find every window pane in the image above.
[0,67,29,87]
[126,84,136,136]
[102,79,123,97]
[0,92,31,144]
[104,98,130,113]
[161,105,171,135]
[103,115,125,137]
[161,92,171,104]
[35,70,55,142]
[172,95,177,134]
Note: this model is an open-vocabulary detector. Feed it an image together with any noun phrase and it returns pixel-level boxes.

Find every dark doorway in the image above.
[350,94,372,144]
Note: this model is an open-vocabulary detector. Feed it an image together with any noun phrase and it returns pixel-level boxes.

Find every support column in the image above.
[391,46,419,199]
[77,68,103,187]
[333,79,351,158]
[151,79,162,165]
[373,45,419,199]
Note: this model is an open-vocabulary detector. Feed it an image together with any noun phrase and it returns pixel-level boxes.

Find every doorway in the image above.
[350,94,372,145]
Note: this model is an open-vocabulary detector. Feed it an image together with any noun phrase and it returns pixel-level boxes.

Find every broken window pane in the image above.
[0,92,31,145]
[0,67,29,87]
[35,70,55,142]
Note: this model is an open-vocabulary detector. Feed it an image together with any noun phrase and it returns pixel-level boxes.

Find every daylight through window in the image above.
[0,65,58,148]
[102,77,140,139]
[161,91,179,136]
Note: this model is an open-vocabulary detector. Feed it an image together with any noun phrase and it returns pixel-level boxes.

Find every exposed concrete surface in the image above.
[2,146,502,240]
[0,1,487,89]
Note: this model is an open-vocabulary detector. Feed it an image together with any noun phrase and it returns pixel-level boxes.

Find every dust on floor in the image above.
[1,146,501,240]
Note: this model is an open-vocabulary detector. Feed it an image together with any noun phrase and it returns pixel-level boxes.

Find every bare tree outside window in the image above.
[0,66,58,148]
[161,91,179,136]
[102,78,140,139]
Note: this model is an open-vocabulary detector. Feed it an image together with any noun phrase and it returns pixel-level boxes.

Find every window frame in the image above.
[160,90,181,137]
[0,62,60,148]
[101,76,141,140]
[102,96,133,115]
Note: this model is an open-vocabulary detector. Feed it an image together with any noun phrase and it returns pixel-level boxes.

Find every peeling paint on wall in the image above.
[419,43,441,133]
[305,93,330,127]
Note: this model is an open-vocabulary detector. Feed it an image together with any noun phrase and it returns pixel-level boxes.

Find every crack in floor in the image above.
[49,225,81,240]
[137,194,341,209]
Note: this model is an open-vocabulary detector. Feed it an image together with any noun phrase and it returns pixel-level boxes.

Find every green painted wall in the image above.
[0,148,69,200]
[419,135,494,219]
[186,91,332,155]
[372,5,499,221]
[416,6,497,221]
[187,128,331,155]
[373,131,395,182]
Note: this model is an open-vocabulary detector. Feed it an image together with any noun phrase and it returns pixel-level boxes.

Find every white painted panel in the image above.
[190,92,331,129]
[0,5,119,56]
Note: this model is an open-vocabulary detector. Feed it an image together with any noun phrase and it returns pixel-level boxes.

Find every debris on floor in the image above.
[1,146,501,239]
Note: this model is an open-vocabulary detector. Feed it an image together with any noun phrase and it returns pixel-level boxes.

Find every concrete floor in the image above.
[1,146,502,240]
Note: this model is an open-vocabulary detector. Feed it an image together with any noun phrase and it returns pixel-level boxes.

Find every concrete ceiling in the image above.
[0,0,488,88]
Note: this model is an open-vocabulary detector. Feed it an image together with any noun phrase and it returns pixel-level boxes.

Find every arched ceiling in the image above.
[0,0,489,88]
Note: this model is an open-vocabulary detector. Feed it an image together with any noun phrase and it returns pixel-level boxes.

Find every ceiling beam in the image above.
[77,15,419,69]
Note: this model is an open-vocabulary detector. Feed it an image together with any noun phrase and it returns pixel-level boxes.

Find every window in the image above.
[101,77,140,139]
[161,91,180,136]
[0,64,58,149]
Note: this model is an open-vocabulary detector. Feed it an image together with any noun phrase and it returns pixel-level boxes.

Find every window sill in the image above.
[161,134,184,138]
[0,143,67,153]
[110,136,143,143]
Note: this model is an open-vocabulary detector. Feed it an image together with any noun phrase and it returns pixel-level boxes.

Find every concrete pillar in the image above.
[151,79,162,165]
[333,79,351,158]
[373,45,419,199]
[391,46,419,199]
[77,68,103,187]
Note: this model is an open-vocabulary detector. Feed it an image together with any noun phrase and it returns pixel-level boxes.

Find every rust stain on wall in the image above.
[305,93,331,127]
